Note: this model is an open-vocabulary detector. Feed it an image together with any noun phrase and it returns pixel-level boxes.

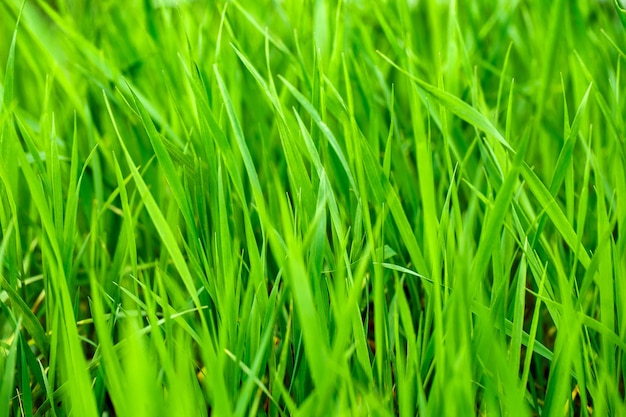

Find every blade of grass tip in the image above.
[279,75,357,193]
[293,110,325,183]
[376,51,514,153]
[530,83,593,248]
[14,116,48,182]
[469,124,530,299]
[229,0,292,56]
[1,1,24,113]
[292,114,353,283]
[600,28,626,58]
[126,85,199,239]
[504,78,515,151]
[521,163,591,268]
[372,3,405,59]
[559,74,572,140]
[231,43,288,125]
[357,136,429,274]
[231,43,316,215]
[11,117,72,329]
[612,0,626,29]
[213,65,266,212]
[378,263,439,287]
[103,92,203,311]
[62,113,80,259]
[213,2,229,61]
[382,85,395,178]
[180,62,248,204]
[47,113,65,244]
[572,131,594,301]
[112,152,137,275]
[212,65,271,300]
[328,0,345,69]
[495,42,514,125]
[573,50,623,139]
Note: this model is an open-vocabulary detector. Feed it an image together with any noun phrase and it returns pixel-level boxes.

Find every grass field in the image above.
[1,0,626,415]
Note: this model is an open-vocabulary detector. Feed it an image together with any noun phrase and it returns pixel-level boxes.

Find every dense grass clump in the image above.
[1,0,625,415]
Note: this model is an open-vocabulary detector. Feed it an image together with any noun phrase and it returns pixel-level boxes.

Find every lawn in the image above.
[1,0,625,415]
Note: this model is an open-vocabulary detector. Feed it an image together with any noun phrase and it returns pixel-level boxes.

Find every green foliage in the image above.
[0,0,625,415]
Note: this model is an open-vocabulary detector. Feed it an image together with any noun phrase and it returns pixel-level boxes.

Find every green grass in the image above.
[1,0,625,415]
